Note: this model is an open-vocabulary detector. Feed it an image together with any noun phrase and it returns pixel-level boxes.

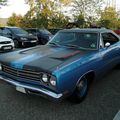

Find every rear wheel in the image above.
[70,76,88,103]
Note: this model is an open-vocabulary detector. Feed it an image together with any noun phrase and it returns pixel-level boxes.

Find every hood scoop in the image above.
[51,50,82,61]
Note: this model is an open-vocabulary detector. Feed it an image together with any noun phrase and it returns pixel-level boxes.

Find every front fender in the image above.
[53,64,94,94]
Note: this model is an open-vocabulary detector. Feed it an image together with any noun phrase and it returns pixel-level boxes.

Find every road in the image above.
[0,68,120,120]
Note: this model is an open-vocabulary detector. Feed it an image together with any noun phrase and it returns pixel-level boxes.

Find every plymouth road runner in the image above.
[0,28,120,103]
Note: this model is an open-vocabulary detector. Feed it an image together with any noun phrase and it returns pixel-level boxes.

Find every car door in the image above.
[100,32,120,70]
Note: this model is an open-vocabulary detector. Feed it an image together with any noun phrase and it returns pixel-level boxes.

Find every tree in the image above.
[71,0,103,23]
[7,13,23,27]
[49,12,69,28]
[73,14,85,27]
[23,0,70,28]
[0,0,7,7]
[99,7,119,29]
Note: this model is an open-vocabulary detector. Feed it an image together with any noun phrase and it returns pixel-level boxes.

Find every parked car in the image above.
[114,30,120,36]
[0,27,38,48]
[0,35,14,52]
[0,28,120,103]
[26,28,53,45]
[48,28,62,35]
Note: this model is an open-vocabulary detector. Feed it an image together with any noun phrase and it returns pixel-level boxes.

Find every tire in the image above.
[41,40,47,45]
[115,64,120,69]
[14,40,19,48]
[70,76,89,103]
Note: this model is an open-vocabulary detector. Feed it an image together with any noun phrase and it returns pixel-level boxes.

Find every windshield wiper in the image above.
[64,44,80,48]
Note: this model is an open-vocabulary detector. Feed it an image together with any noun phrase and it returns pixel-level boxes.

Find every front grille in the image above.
[29,38,37,41]
[0,41,11,44]
[1,64,42,81]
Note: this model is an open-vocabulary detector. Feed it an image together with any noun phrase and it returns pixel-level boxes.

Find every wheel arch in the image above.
[76,70,96,87]
[69,70,96,103]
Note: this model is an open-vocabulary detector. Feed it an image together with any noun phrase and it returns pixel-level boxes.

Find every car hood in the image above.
[16,34,36,39]
[0,45,93,73]
[0,36,12,42]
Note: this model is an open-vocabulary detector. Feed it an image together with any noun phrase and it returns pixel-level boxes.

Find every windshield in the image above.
[39,29,51,35]
[10,28,28,35]
[49,32,98,50]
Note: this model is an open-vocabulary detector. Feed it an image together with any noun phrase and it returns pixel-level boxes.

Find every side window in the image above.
[2,28,11,35]
[101,32,119,46]
[28,30,37,35]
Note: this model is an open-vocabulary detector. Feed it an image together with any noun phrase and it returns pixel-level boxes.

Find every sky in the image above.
[0,0,30,18]
[0,0,120,18]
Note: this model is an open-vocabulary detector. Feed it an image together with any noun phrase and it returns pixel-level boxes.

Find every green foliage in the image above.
[49,13,69,28]
[21,0,70,29]
[7,0,120,30]
[74,14,85,27]
[99,7,119,29]
[7,13,23,27]
[98,19,111,28]
[72,0,103,19]
[0,0,7,6]
[71,0,104,27]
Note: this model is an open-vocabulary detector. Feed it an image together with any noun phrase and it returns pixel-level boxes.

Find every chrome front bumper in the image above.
[0,75,63,99]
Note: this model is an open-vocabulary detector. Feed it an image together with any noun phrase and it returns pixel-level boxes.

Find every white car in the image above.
[0,36,14,52]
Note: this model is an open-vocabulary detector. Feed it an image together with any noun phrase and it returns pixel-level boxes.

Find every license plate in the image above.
[3,46,12,50]
[16,86,26,93]
[31,40,36,43]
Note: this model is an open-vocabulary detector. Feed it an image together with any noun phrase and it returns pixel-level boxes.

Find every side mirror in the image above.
[105,42,111,47]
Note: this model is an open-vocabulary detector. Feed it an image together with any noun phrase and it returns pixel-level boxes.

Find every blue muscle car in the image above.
[0,28,120,103]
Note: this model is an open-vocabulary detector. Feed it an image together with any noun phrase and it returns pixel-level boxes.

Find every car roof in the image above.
[26,28,47,30]
[0,26,19,29]
[59,28,112,33]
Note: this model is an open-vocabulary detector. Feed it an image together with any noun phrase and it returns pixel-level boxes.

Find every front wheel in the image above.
[70,76,88,103]
[14,40,19,48]
[41,40,48,45]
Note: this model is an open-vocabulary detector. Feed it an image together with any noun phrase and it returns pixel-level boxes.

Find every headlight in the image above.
[11,40,14,43]
[50,76,56,86]
[41,73,57,87]
[21,37,27,40]
[42,74,48,83]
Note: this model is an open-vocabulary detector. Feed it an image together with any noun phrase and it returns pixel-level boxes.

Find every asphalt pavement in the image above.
[0,68,120,120]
